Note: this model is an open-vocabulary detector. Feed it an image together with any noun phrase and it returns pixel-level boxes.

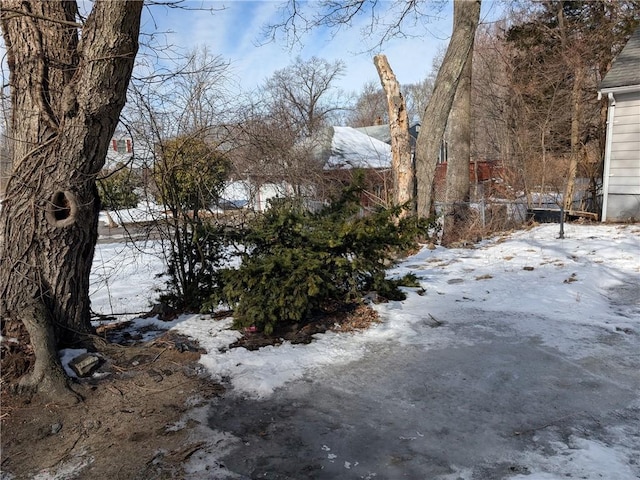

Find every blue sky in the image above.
[140,1,504,94]
[0,1,503,100]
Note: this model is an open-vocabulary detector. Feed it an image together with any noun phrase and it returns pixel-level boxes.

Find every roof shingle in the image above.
[600,26,640,91]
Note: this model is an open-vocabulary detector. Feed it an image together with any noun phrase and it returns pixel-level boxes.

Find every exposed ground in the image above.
[1,330,222,480]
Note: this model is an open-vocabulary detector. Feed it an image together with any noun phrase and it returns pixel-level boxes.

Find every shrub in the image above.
[152,136,229,212]
[97,164,140,210]
[159,222,229,312]
[210,179,431,334]
[152,135,231,311]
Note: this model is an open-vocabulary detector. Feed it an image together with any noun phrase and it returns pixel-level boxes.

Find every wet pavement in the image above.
[202,306,640,479]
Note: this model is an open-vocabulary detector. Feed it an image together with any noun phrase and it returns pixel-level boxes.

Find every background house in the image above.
[219,180,295,213]
[598,26,640,222]
[105,131,134,169]
[219,126,393,212]
[317,126,393,207]
[357,122,507,203]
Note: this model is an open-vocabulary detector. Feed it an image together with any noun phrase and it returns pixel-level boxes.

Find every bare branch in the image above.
[264,0,444,52]
[0,6,83,28]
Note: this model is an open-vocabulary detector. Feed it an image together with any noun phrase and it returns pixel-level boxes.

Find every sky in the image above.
[138,0,505,94]
[52,221,640,478]
[0,1,505,112]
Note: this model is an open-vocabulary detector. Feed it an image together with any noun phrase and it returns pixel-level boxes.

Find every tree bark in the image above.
[442,41,473,245]
[0,0,143,400]
[563,65,584,212]
[414,0,480,218]
[373,54,414,217]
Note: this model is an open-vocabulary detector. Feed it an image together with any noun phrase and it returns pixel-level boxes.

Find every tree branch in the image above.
[0,6,83,28]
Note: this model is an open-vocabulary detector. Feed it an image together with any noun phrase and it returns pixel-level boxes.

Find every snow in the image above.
[219,180,252,209]
[98,200,166,226]
[31,450,94,480]
[85,223,640,479]
[59,348,88,377]
[90,240,166,320]
[326,126,392,170]
[171,224,638,398]
[510,435,639,480]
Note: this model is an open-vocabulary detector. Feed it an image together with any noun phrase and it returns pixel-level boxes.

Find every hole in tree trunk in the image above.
[46,190,78,228]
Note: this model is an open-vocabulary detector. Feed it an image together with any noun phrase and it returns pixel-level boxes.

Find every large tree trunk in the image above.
[414,0,480,218]
[442,42,473,245]
[0,0,143,401]
[373,54,414,217]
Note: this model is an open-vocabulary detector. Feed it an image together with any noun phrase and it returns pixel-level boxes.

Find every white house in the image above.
[105,131,134,169]
[598,26,640,222]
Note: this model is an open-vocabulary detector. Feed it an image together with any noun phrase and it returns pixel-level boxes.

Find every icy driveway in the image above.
[174,224,640,479]
[202,309,639,479]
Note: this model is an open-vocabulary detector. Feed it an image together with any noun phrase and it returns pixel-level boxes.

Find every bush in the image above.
[159,223,229,312]
[209,180,431,334]
[97,165,140,210]
[152,135,231,311]
[152,136,229,212]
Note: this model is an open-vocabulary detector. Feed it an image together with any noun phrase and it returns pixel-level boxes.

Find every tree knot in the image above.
[45,190,78,228]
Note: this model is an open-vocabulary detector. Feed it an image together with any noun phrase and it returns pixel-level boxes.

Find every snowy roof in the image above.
[354,122,421,148]
[324,126,392,170]
[600,26,640,91]
[354,125,392,144]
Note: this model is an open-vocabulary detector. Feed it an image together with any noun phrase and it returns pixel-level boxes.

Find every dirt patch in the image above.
[229,304,380,351]
[1,331,224,480]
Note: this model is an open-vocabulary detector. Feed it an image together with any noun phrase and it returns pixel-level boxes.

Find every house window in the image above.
[112,138,132,154]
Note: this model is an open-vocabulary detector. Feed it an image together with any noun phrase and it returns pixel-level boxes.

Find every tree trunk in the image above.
[564,65,584,212]
[414,0,481,218]
[442,42,473,245]
[0,0,143,400]
[373,54,414,217]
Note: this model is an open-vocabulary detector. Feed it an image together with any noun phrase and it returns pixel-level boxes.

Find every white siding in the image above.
[606,91,640,221]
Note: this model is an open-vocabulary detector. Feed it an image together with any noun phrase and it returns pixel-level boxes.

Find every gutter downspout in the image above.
[600,92,616,222]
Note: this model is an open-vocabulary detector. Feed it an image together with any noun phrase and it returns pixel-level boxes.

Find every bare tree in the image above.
[124,48,236,311]
[227,56,351,201]
[347,81,388,127]
[374,54,414,215]
[0,1,143,400]
[470,21,515,196]
[266,0,481,219]
[230,100,324,195]
[403,76,435,125]
[266,0,443,51]
[263,56,347,138]
[414,0,481,218]
[505,1,640,215]
[345,76,433,129]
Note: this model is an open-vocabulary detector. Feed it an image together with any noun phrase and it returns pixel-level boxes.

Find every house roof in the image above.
[324,126,392,170]
[600,26,640,92]
[354,125,392,144]
[354,122,421,146]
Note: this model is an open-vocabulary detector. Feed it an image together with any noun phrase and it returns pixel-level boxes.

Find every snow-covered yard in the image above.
[87,223,640,479]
